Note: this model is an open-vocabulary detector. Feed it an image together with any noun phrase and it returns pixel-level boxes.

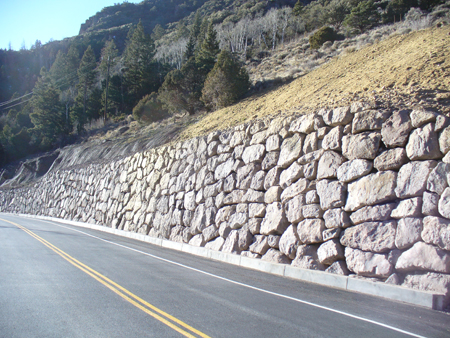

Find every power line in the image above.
[0,92,33,107]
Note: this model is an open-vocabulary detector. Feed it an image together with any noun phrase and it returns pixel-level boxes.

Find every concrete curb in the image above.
[13,213,445,311]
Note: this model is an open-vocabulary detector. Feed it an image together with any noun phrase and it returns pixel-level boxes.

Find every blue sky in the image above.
[0,0,141,51]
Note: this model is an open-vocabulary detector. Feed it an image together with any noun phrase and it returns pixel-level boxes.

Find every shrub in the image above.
[132,92,169,123]
[309,26,337,49]
[201,51,250,111]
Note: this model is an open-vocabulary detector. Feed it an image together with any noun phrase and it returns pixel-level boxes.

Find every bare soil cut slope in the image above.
[178,25,450,140]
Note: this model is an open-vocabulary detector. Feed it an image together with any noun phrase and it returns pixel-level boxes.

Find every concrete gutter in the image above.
[15,213,446,311]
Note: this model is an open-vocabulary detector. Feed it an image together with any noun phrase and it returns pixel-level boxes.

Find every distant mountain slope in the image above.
[79,0,298,36]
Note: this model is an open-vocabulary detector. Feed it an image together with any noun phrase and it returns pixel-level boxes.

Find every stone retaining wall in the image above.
[2,102,450,307]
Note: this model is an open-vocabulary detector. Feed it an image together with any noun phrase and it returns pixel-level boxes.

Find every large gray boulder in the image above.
[381,110,412,148]
[395,242,450,273]
[406,123,441,160]
[316,179,346,210]
[278,134,304,168]
[440,126,450,154]
[421,216,450,251]
[352,110,390,133]
[317,151,346,179]
[279,225,300,259]
[291,244,325,270]
[345,247,392,278]
[242,144,266,164]
[439,188,450,219]
[340,221,397,253]
[297,219,325,244]
[317,239,344,265]
[395,218,423,250]
[395,161,437,198]
[260,202,289,235]
[373,148,408,171]
[345,171,397,212]
[342,132,381,160]
[337,159,373,183]
[349,203,396,225]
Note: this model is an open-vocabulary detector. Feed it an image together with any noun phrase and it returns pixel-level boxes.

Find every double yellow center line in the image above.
[2,218,211,338]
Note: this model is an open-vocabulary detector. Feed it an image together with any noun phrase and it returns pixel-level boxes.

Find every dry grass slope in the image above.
[177,25,450,141]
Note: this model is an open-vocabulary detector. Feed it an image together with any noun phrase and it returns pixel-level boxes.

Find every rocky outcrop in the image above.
[1,103,450,307]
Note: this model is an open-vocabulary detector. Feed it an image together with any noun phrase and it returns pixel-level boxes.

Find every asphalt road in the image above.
[1,214,449,338]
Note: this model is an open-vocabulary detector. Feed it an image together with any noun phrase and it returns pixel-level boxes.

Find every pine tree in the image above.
[201,51,249,111]
[71,46,97,133]
[343,0,380,32]
[30,67,67,148]
[99,40,119,119]
[158,57,204,115]
[123,20,157,105]
[196,21,220,76]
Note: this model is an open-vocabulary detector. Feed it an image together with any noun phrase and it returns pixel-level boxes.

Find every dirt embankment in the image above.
[178,25,450,140]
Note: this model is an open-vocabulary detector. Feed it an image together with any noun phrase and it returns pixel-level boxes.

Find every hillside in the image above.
[177,24,450,140]
[1,23,449,189]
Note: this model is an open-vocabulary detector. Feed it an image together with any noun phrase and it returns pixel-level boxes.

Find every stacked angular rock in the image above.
[1,103,450,305]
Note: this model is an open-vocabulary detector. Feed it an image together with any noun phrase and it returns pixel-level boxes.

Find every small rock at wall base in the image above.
[325,261,350,275]
[395,242,450,273]
[261,248,291,264]
[345,247,392,278]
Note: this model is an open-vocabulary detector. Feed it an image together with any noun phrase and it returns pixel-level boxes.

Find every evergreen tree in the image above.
[71,46,97,133]
[123,20,157,106]
[201,51,249,111]
[158,57,204,115]
[99,40,119,119]
[343,0,380,32]
[196,21,220,76]
[49,50,68,88]
[30,67,67,148]
[151,24,165,41]
[191,11,202,38]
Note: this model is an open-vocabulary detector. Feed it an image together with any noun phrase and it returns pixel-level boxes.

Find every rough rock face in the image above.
[345,171,397,212]
[2,103,450,307]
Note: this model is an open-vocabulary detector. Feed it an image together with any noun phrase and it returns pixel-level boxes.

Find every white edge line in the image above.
[27,217,428,338]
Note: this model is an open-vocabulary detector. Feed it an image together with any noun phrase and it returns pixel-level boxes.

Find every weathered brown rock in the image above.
[322,106,353,127]
[410,107,437,128]
[340,221,397,253]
